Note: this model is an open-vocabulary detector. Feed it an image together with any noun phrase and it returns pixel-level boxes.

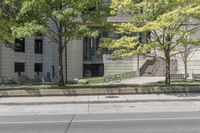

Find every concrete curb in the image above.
[1,98,200,105]
[0,86,200,97]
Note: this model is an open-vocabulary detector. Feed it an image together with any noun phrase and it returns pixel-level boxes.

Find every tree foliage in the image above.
[11,0,110,40]
[0,0,21,45]
[100,0,200,85]
[2,0,110,86]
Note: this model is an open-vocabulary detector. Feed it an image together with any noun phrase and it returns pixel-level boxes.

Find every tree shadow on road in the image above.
[165,92,200,97]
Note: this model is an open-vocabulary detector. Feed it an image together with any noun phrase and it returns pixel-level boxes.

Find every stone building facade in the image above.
[1,0,200,82]
[0,35,83,82]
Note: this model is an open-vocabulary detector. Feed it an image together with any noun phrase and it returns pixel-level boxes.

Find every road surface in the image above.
[0,112,200,133]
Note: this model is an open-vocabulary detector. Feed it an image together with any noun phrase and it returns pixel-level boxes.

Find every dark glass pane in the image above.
[15,38,25,52]
[35,39,43,54]
[15,63,25,72]
[34,63,43,72]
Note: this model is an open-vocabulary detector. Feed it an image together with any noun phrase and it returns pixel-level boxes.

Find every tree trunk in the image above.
[184,61,187,82]
[165,56,171,85]
[165,34,172,86]
[183,46,188,82]
[65,45,68,84]
[137,54,140,76]
[58,36,65,86]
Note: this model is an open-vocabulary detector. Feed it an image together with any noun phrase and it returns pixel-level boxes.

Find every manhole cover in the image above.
[105,95,119,98]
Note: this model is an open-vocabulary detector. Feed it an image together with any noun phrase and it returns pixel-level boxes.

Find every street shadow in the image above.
[165,92,200,97]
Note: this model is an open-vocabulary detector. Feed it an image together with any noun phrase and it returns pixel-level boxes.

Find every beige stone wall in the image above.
[0,37,59,81]
[176,20,200,77]
[0,37,83,82]
[0,41,15,79]
[177,48,200,76]
[64,40,83,80]
[103,54,146,75]
[48,19,83,81]
[0,42,3,76]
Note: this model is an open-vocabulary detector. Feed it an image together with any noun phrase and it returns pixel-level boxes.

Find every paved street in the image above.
[1,94,200,132]
[0,112,200,133]
[0,100,200,115]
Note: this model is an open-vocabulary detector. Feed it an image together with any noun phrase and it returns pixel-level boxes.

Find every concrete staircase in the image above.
[140,58,178,77]
[103,54,178,77]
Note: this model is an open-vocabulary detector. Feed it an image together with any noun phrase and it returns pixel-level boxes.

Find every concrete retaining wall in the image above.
[1,86,200,97]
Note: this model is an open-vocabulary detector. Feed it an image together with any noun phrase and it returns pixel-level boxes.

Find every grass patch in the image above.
[64,83,200,88]
[2,83,200,91]
[21,82,59,85]
[1,78,200,90]
[84,77,104,84]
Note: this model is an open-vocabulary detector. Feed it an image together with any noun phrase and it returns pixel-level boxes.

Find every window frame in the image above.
[34,39,43,54]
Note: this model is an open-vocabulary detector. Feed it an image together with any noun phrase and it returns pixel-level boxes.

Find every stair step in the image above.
[141,59,178,77]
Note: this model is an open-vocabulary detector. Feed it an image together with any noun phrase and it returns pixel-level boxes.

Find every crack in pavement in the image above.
[65,114,75,133]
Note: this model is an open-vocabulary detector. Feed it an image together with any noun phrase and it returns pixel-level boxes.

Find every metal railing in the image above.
[104,74,121,83]
[104,71,137,83]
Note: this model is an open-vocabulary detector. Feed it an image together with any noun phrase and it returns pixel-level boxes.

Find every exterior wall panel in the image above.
[66,40,83,80]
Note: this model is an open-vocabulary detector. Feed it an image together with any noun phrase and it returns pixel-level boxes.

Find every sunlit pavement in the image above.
[100,77,165,85]
[0,112,200,133]
[1,94,200,132]
[1,97,200,115]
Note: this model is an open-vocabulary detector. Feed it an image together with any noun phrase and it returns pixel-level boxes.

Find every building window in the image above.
[35,39,43,54]
[34,63,43,72]
[14,63,25,72]
[15,38,25,52]
[83,64,104,77]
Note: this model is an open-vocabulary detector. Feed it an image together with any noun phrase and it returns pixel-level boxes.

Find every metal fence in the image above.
[104,71,137,83]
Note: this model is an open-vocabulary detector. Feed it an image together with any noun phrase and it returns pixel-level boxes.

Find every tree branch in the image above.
[151,30,163,46]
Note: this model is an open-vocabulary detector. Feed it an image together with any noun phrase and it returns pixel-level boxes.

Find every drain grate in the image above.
[105,95,119,98]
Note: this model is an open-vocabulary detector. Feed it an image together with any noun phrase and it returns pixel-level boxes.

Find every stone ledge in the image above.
[0,86,200,97]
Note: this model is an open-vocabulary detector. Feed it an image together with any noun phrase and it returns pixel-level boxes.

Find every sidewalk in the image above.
[1,93,200,105]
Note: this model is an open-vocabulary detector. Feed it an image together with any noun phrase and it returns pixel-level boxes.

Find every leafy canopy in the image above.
[0,0,22,42]
[100,0,200,58]
[9,0,110,44]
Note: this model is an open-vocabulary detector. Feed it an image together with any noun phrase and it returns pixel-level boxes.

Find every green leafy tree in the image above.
[178,30,200,82]
[7,0,109,86]
[100,0,200,85]
[0,0,21,47]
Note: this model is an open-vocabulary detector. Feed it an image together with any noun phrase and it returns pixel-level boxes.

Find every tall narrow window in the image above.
[35,39,43,54]
[15,38,25,52]
[34,63,43,72]
[52,65,55,78]
[14,63,25,72]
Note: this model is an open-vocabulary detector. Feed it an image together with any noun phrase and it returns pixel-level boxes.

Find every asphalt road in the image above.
[0,112,200,133]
